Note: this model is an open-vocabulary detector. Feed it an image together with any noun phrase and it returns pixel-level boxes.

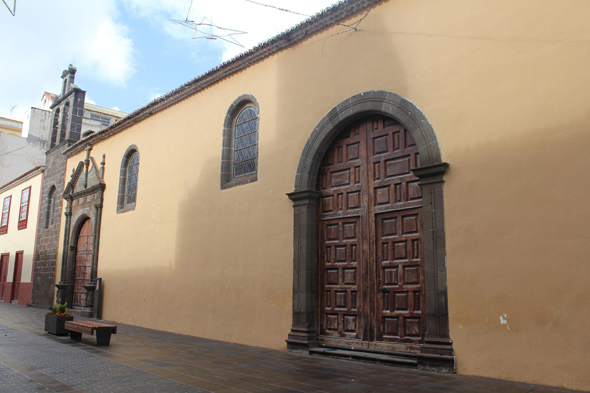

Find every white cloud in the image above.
[121,0,187,21]
[0,0,339,121]
[203,0,338,61]
[79,19,135,87]
[85,97,97,105]
[120,0,189,39]
[121,0,338,60]
[0,1,135,120]
[148,90,163,101]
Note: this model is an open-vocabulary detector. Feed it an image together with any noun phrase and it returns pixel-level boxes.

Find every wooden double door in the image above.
[317,116,425,351]
[73,219,93,308]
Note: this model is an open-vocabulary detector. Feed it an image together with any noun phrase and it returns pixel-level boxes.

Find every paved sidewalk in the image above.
[0,303,577,392]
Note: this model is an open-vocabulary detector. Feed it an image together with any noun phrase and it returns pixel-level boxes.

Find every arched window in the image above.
[125,153,139,205]
[50,108,60,148]
[221,94,259,189]
[58,101,69,143]
[233,107,258,178]
[45,186,56,229]
[117,145,140,213]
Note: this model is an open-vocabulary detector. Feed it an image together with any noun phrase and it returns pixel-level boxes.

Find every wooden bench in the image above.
[65,321,117,346]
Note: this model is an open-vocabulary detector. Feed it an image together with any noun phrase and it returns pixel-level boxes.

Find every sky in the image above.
[0,0,337,121]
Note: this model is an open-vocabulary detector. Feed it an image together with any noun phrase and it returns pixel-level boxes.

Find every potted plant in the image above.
[44,299,73,336]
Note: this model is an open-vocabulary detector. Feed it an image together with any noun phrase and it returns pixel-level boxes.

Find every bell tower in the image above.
[30,65,87,308]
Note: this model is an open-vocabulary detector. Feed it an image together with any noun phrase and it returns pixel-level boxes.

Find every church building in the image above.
[35,0,590,390]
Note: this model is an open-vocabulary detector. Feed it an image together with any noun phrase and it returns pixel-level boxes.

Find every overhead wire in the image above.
[171,0,247,47]
[2,0,15,16]
[245,0,356,29]
[319,1,376,54]
[244,0,377,55]
[185,0,194,21]
[0,146,25,157]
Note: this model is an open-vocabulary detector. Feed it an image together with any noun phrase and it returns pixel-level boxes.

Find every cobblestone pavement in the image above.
[0,303,578,392]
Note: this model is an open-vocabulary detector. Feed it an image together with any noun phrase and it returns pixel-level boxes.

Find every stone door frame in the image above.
[56,156,105,318]
[286,91,454,372]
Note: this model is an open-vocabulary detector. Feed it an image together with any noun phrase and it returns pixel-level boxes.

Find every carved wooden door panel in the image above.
[374,209,424,344]
[11,252,23,302]
[318,123,367,344]
[317,116,425,350]
[73,219,93,308]
[0,254,8,302]
[368,119,425,346]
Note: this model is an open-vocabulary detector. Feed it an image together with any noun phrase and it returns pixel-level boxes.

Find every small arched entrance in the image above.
[287,91,454,372]
[56,154,105,318]
[72,218,93,308]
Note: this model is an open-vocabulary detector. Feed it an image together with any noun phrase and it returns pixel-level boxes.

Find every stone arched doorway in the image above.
[56,152,105,318]
[287,91,454,372]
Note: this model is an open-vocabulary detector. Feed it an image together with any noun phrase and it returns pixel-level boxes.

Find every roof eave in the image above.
[64,0,377,157]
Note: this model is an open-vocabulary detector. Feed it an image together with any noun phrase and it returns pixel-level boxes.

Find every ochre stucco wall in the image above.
[58,0,590,390]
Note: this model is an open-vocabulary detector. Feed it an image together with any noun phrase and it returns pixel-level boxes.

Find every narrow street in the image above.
[0,303,576,392]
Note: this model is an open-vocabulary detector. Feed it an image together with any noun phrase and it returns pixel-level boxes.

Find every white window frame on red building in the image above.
[0,196,11,235]
[18,186,31,230]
